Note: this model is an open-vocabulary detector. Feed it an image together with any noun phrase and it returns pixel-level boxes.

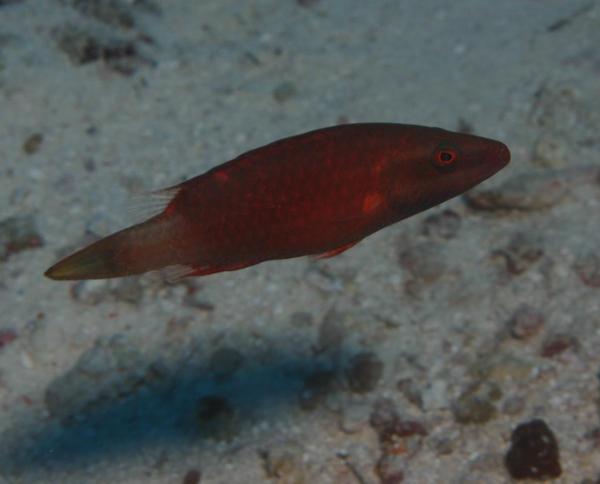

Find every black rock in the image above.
[505,419,561,480]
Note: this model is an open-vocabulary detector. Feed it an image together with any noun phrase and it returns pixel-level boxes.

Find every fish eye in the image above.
[431,144,459,172]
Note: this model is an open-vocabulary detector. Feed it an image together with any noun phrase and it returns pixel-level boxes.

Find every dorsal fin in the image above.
[127,186,181,223]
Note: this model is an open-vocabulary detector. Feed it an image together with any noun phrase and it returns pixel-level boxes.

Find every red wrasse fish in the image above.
[45,123,510,281]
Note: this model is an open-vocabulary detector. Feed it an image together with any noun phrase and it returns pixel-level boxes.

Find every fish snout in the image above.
[496,142,511,167]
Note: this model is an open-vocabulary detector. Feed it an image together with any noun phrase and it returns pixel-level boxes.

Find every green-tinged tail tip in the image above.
[44,245,119,280]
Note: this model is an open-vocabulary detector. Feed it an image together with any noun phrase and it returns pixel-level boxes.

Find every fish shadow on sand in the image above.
[0,326,358,477]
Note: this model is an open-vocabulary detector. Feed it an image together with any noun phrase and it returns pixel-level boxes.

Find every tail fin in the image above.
[45,214,182,280]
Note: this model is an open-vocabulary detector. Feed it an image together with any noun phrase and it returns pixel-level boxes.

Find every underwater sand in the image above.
[1,1,600,483]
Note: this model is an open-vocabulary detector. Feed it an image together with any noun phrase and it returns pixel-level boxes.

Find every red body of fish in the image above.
[45,123,510,280]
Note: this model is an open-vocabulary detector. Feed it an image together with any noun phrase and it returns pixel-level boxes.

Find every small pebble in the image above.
[502,395,527,416]
[111,277,144,304]
[272,82,297,104]
[508,305,545,340]
[531,133,568,168]
[465,172,568,211]
[345,351,383,394]
[504,419,562,480]
[317,308,346,353]
[396,378,423,409]
[432,437,454,456]
[262,448,307,483]
[530,84,579,133]
[398,242,446,283]
[0,329,17,350]
[182,469,201,484]
[182,290,215,311]
[369,398,427,455]
[70,279,111,305]
[422,209,461,239]
[540,334,578,358]
[375,453,405,484]
[53,24,147,75]
[453,381,501,425]
[22,133,43,155]
[494,233,543,275]
[26,318,65,358]
[338,401,370,434]
[474,354,534,383]
[370,398,397,431]
[304,264,343,293]
[0,214,44,261]
[573,253,600,288]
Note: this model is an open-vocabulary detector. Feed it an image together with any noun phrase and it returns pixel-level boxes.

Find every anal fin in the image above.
[162,261,254,282]
[313,241,359,260]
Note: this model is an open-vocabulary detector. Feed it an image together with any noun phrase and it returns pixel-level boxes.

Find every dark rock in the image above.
[182,469,201,484]
[196,395,238,442]
[298,368,335,410]
[540,334,578,358]
[505,419,562,480]
[0,214,44,261]
[345,351,383,394]
[0,329,17,350]
[22,133,43,155]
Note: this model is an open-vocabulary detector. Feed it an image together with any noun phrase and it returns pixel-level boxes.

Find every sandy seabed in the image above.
[1,1,600,483]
